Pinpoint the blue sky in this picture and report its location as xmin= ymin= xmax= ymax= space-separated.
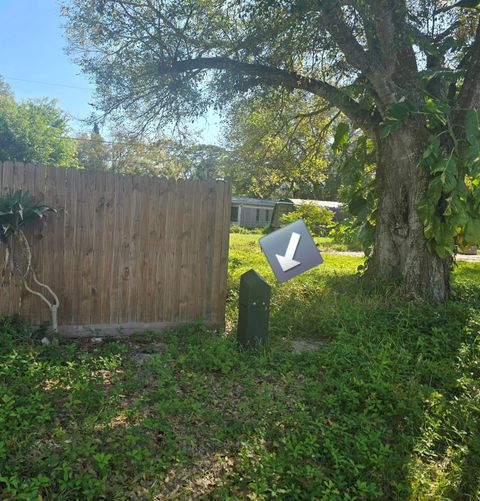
xmin=0 ymin=0 xmax=220 ymax=143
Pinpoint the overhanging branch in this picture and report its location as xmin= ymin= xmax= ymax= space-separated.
xmin=158 ymin=57 xmax=380 ymax=135
xmin=318 ymin=3 xmax=399 ymax=106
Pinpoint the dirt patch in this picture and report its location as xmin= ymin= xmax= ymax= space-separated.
xmin=131 ymin=342 xmax=168 ymax=365
xmin=291 ymin=339 xmax=325 ymax=353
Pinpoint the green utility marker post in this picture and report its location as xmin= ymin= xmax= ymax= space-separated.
xmin=237 ymin=269 xmax=271 ymax=348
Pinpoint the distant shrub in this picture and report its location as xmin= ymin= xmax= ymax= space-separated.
xmin=280 ymin=202 xmax=333 ymax=237
xmin=330 ymin=220 xmax=362 ymax=250
xmin=230 ymin=225 xmax=249 ymax=234
xmin=230 ymin=225 xmax=266 ymax=235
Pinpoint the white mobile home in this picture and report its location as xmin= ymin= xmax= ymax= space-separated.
xmin=231 ymin=197 xmax=276 ymax=229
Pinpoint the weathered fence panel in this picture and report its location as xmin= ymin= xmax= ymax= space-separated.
xmin=0 ymin=161 xmax=231 ymax=335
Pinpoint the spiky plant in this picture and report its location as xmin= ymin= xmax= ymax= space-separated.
xmin=0 ymin=190 xmax=59 ymax=333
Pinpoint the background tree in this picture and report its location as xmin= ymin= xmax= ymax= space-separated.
xmin=63 ymin=0 xmax=480 ymax=299
xmin=225 ymin=91 xmax=341 ymax=200
xmin=0 ymin=76 xmax=13 ymax=98
xmin=76 ymin=126 xmax=111 ymax=170
xmin=280 ymin=202 xmax=334 ymax=237
xmin=181 ymin=143 xmax=228 ymax=181
xmin=111 ymin=132 xmax=228 ymax=179
xmin=110 ymin=132 xmax=186 ymax=177
xmin=77 ymin=127 xmax=227 ymax=179
xmin=0 ymin=87 xmax=78 ymax=167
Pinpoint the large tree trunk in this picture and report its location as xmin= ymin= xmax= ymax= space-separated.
xmin=367 ymin=124 xmax=451 ymax=300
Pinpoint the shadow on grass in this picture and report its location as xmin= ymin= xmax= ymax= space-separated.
xmin=261 ymin=274 xmax=480 ymax=498
xmin=269 ymin=272 xmax=402 ymax=341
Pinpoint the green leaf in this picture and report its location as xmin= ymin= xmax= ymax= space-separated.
xmin=332 ymin=122 xmax=350 ymax=153
xmin=464 ymin=218 xmax=480 ymax=245
xmin=423 ymin=135 xmax=441 ymax=160
xmin=0 ymin=190 xmax=56 ymax=238
xmin=465 ymin=109 xmax=480 ymax=146
xmin=417 ymin=199 xmax=435 ymax=222
xmin=441 ymin=159 xmax=458 ymax=192
xmin=380 ymin=101 xmax=416 ymax=137
xmin=358 ymin=221 xmax=375 ymax=255
xmin=422 ymin=98 xmax=449 ymax=126
xmin=348 ymin=193 xmax=368 ymax=218
xmin=427 ymin=176 xmax=443 ymax=202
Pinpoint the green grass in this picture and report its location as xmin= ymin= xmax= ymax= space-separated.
xmin=227 ymin=234 xmax=365 ymax=339
xmin=0 ymin=235 xmax=479 ymax=499
xmin=230 ymin=232 xmax=361 ymax=252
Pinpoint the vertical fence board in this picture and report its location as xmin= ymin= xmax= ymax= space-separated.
xmin=139 ymin=176 xmax=154 ymax=322
xmin=196 ymin=183 xmax=209 ymax=319
xmin=179 ymin=181 xmax=193 ymax=321
xmin=31 ymin=164 xmax=49 ymax=322
xmin=0 ymin=162 xmax=6 ymax=314
xmin=34 ymin=164 xmax=57 ymax=324
xmin=163 ymin=180 xmax=177 ymax=322
xmin=203 ymin=183 xmax=217 ymax=320
xmin=62 ymin=167 xmax=77 ymax=323
xmin=217 ymin=183 xmax=232 ymax=323
xmin=129 ymin=176 xmax=143 ymax=322
xmin=210 ymin=182 xmax=228 ymax=323
xmin=102 ymin=171 xmax=115 ymax=324
xmin=51 ymin=166 xmax=66 ymax=323
xmin=90 ymin=170 xmax=105 ymax=324
xmin=82 ymin=172 xmax=96 ymax=324
xmin=0 ymin=162 xmax=16 ymax=315
xmin=189 ymin=182 xmax=202 ymax=319
xmin=173 ymin=181 xmax=185 ymax=322
xmin=0 ymin=162 xmax=230 ymax=331
xmin=154 ymin=180 xmax=169 ymax=322
xmin=116 ymin=175 xmax=130 ymax=323
xmin=110 ymin=174 xmax=122 ymax=323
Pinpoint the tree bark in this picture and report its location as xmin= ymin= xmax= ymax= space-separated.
xmin=367 ymin=123 xmax=451 ymax=300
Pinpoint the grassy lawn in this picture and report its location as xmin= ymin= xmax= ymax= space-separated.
xmin=1 ymin=234 xmax=480 ymax=499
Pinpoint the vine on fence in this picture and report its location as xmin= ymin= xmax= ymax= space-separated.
xmin=0 ymin=190 xmax=59 ymax=332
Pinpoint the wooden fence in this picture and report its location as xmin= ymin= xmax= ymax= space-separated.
xmin=0 ymin=162 xmax=231 ymax=335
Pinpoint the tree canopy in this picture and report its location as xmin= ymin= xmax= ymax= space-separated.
xmin=0 ymin=89 xmax=78 ymax=168
xmin=76 ymin=130 xmax=111 ymax=170
xmin=63 ymin=1 xmax=478 ymax=133
xmin=224 ymin=91 xmax=340 ymax=199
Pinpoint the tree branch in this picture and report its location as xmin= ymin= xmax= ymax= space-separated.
xmin=435 ymin=21 xmax=462 ymax=42
xmin=368 ymin=0 xmax=421 ymax=102
xmin=157 ymin=57 xmax=380 ymax=135
xmin=435 ymin=1 xmax=480 ymax=14
xmin=318 ymin=6 xmax=373 ymax=74
xmin=457 ymin=21 xmax=480 ymax=112
xmin=318 ymin=3 xmax=401 ymax=107
xmin=331 ymin=0 xmax=423 ymax=108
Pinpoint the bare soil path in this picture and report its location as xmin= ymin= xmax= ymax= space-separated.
xmin=322 ymin=251 xmax=480 ymax=263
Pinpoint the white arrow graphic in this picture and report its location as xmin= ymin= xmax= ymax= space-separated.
xmin=276 ymin=232 xmax=301 ymax=272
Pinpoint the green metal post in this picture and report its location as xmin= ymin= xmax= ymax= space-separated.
xmin=237 ymin=269 xmax=271 ymax=347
